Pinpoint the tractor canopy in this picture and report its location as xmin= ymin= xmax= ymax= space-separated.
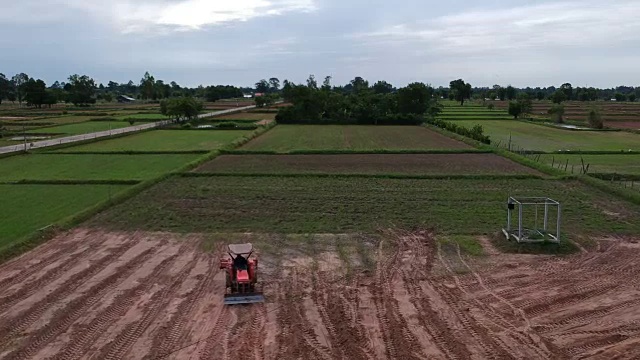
xmin=228 ymin=243 xmax=253 ymax=257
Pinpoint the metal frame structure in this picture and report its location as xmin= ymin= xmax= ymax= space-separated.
xmin=502 ymin=197 xmax=561 ymax=243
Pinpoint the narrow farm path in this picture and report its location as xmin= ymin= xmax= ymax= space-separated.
xmin=0 ymin=105 xmax=256 ymax=155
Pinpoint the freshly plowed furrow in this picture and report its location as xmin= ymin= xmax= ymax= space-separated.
xmin=1 ymin=247 xmax=158 ymax=360
xmin=0 ymin=238 xmax=140 ymax=346
xmin=95 ymin=249 xmax=197 ymax=360
xmin=144 ymin=256 xmax=214 ymax=360
xmin=50 ymin=252 xmax=182 ymax=360
xmin=0 ymin=244 xmax=97 ymax=313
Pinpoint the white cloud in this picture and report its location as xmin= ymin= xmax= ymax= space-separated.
xmin=352 ymin=1 xmax=640 ymax=55
xmin=1 ymin=0 xmax=316 ymax=33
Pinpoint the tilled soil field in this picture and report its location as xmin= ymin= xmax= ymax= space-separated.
xmin=2 ymin=229 xmax=640 ymax=359
xmin=607 ymin=121 xmax=640 ymax=130
xmin=194 ymin=154 xmax=544 ymax=175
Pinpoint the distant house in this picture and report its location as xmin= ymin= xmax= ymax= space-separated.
xmin=254 ymin=93 xmax=265 ymax=97
xmin=117 ymin=95 xmax=136 ymax=103
xmin=243 ymin=94 xmax=253 ymax=98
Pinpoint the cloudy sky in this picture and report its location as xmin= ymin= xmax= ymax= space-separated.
xmin=2 ymin=0 xmax=639 ymax=88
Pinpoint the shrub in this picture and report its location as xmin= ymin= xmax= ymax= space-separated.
xmin=508 ymin=101 xmax=522 ymax=119
xmin=425 ymin=118 xmax=491 ymax=144
xmin=487 ymin=103 xmax=495 ymax=111
xmin=587 ymin=107 xmax=604 ymax=129
xmin=548 ymin=104 xmax=565 ymax=123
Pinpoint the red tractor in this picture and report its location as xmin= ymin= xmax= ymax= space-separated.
xmin=219 ymin=243 xmax=265 ymax=305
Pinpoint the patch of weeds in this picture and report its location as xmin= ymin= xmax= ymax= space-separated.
xmin=335 ymin=237 xmax=352 ymax=279
xmin=440 ymin=235 xmax=486 ymax=256
xmin=355 ymin=234 xmax=377 ymax=273
xmin=490 ymin=232 xmax=579 ymax=255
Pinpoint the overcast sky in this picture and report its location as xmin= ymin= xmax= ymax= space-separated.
xmin=2 ymin=0 xmax=639 ymax=88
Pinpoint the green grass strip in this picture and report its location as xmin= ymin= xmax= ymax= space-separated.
xmin=589 ymin=173 xmax=640 ymax=181
xmin=0 ymin=120 xmax=278 ymax=264
xmin=45 ymin=150 xmax=209 ymax=155
xmin=0 ymin=179 xmax=140 ymax=185
xmin=575 ymin=175 xmax=640 ymax=206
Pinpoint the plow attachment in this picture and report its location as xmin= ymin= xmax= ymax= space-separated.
xmin=224 ymin=293 xmax=266 ymax=305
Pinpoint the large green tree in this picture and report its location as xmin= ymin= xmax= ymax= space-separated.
xmin=255 ymin=79 xmax=269 ymax=93
xmin=67 ymin=74 xmax=96 ymax=106
xmin=398 ymin=82 xmax=435 ymax=115
xmin=11 ymin=73 xmax=29 ymax=106
xmin=560 ymin=83 xmax=573 ymax=101
xmin=268 ymin=78 xmax=280 ymax=93
xmin=449 ymin=79 xmax=472 ymax=106
xmin=160 ymin=97 xmax=203 ymax=122
xmin=0 ymin=73 xmax=10 ymax=104
xmin=23 ymin=78 xmax=47 ymax=108
xmin=373 ymin=80 xmax=393 ymax=94
xmin=140 ymin=71 xmax=155 ymax=100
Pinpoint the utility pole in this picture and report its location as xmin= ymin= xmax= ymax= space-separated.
xmin=23 ymin=125 xmax=27 ymax=152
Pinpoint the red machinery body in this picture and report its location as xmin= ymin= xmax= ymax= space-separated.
xmin=219 ymin=243 xmax=265 ymax=305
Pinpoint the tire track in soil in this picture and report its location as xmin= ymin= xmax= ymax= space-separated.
xmin=1 ymin=245 xmax=160 ymax=360
xmin=275 ymin=268 xmax=332 ymax=360
xmin=227 ymin=305 xmax=266 ymax=360
xmin=0 ymin=229 xmax=94 ymax=284
xmin=0 ymin=237 xmax=141 ymax=348
xmin=447 ymin=243 xmax=556 ymax=359
xmin=48 ymin=250 xmax=183 ymax=360
xmin=0 ymin=244 xmax=98 ymax=313
xmin=197 ymin=307 xmax=232 ymax=360
xmin=311 ymin=273 xmax=373 ymax=360
xmin=399 ymin=233 xmax=476 ymax=359
xmin=144 ymin=255 xmax=214 ymax=360
xmin=94 ymin=246 xmax=198 ymax=360
xmin=370 ymin=238 xmax=425 ymax=360
xmin=534 ymin=299 xmax=640 ymax=332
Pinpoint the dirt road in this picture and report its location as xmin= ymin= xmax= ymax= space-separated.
xmin=0 ymin=105 xmax=257 ymax=155
xmin=1 ymin=229 xmax=640 ymax=359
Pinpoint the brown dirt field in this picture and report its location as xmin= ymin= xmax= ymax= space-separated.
xmin=2 ymin=229 xmax=640 ymax=359
xmin=607 ymin=122 xmax=640 ymax=130
xmin=194 ymin=154 xmax=544 ymax=176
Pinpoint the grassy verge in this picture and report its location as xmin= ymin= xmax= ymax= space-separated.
xmin=489 ymin=232 xmax=579 ymax=255
xmin=88 ymin=176 xmax=640 ymax=238
xmin=439 ymin=235 xmax=486 ymax=256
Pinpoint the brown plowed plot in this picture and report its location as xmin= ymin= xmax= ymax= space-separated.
xmin=608 ymin=122 xmax=640 ymax=130
xmin=194 ymin=154 xmax=544 ymax=175
xmin=4 ymin=229 xmax=640 ymax=359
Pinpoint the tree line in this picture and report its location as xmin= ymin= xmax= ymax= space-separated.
xmin=465 ymin=83 xmax=639 ymax=103
xmin=0 ymin=71 xmax=247 ymax=107
xmin=272 ymin=75 xmax=443 ymax=125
